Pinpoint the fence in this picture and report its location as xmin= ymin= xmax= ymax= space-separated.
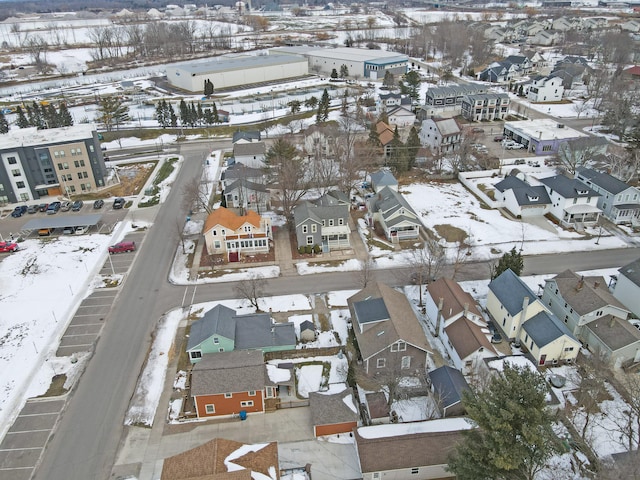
xmin=264 ymin=346 xmax=342 ymax=361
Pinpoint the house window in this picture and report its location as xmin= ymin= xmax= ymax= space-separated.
xmin=329 ymin=219 xmax=334 ymax=226
xmin=213 ymin=337 xmax=219 ymax=344
xmin=530 ymin=340 xmax=534 ymax=349
xmin=11 ymin=169 xmax=21 ymax=177
xmin=564 ymin=346 xmax=574 ymax=352
xmin=240 ymin=400 xmax=254 ymax=407
xmin=401 ymin=356 xmax=411 ymax=369
xmin=377 ymin=358 xmax=386 ymax=368
xmin=224 ymin=393 xmax=233 ymax=398
xmin=205 ymin=404 xmax=215 ymax=414
xmin=391 ymin=341 xmax=407 ymax=352
xmin=411 ymin=467 xmax=419 ymax=474
xmin=302 ymin=225 xmax=308 ymax=234
xmin=214 ymin=241 xmax=221 ymax=249
xmin=306 ymin=236 xmax=313 ymax=245
xmin=7 ymin=157 xmax=17 ymax=164
xmin=190 ymin=351 xmax=202 ymax=360
xmin=16 ymin=181 xmax=25 ymax=188
xmin=311 ymin=224 xmax=317 ymax=233
xmin=338 ymin=218 xmax=344 ymax=226
xmin=249 ymin=390 xmax=256 ymax=396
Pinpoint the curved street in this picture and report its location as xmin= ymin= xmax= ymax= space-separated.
xmin=32 ymin=140 xmax=640 ymax=480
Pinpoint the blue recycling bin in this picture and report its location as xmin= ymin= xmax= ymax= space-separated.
xmin=239 ymin=410 xmax=247 ymax=421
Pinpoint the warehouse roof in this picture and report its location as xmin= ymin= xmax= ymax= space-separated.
xmin=171 ymin=53 xmax=306 ymax=75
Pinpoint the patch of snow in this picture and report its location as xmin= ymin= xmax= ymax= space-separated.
xmin=358 ymin=417 xmax=474 ymax=439
xmin=296 ymin=364 xmax=324 ymax=398
xmin=266 ymin=364 xmax=291 ymax=384
xmin=342 ymin=393 xmax=358 ymax=414
xmin=296 ymin=259 xmax=362 ymax=275
xmin=327 ymin=290 xmax=358 ymax=307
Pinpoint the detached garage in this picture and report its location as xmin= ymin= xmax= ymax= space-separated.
xmin=166 ymin=54 xmax=309 ymax=92
xmin=309 ymin=388 xmax=359 ymax=437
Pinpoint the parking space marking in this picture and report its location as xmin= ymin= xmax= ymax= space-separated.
xmin=76 ymin=304 xmax=113 ymax=309
xmin=3 ymin=429 xmax=51 ymax=435
xmin=0 ymin=447 xmax=43 ymax=452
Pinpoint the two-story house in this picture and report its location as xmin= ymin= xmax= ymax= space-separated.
xmin=539 ymin=174 xmax=601 ymax=228
xmin=460 ymin=93 xmax=510 ymax=122
xmin=487 ymin=269 xmax=580 ymax=366
xmin=494 ymin=175 xmax=551 ymax=218
xmin=186 ymin=304 xmax=296 ymax=363
xmin=543 ymin=270 xmax=640 ymax=365
xmin=203 ymin=207 xmax=272 ymax=262
xmin=527 ymin=75 xmax=564 ymax=102
xmin=348 ymin=282 xmax=432 ymax=378
xmin=367 ymin=186 xmax=422 ymax=242
xmin=419 ymin=118 xmax=461 ymax=154
xmin=232 ymin=141 xmax=266 ymax=168
xmin=613 ymin=257 xmax=640 ymax=318
xmin=575 ymin=167 xmax=640 ymax=225
xmin=293 ymin=190 xmax=351 ymax=252
xmin=425 ymin=278 xmax=497 ymax=373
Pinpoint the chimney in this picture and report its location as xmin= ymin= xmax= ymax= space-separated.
xmin=594 ymin=281 xmax=600 ymax=289
xmin=577 ymin=276 xmax=584 ymax=291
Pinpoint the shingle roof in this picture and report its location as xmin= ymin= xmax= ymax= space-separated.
xmin=233 ymin=141 xmax=266 ymax=156
xmin=160 ymin=437 xmax=278 ymax=480
xmin=488 ymin=269 xmax=538 ymax=316
xmin=539 ymin=175 xmax=600 ymax=199
xmin=293 ymin=194 xmax=349 ymax=228
xmin=232 ymin=130 xmax=261 ymax=144
xmin=225 ymin=178 xmax=268 ymax=194
xmin=586 ymin=316 xmax=640 ymax=352
xmin=522 ymin=311 xmax=577 ymax=347
xmin=370 ymin=186 xmax=420 ymax=226
xmin=191 ymin=350 xmax=267 ymax=396
xmin=549 ymin=269 xmax=628 ymax=316
xmin=433 ymin=118 xmax=460 ymax=136
xmin=428 ymin=366 xmax=470 ymax=409
xmin=234 ymin=314 xmax=296 ymax=350
xmin=576 ymin=167 xmax=632 ymax=195
xmin=353 ymin=297 xmax=390 ymax=325
xmin=187 ymin=305 xmax=237 ymax=351
xmin=309 ymin=389 xmax=358 ymax=426
xmin=221 ymin=162 xmax=264 ymax=182
xmin=203 ymin=207 xmax=262 ymax=234
xmin=427 ymin=278 xmax=482 ymax=321
xmin=348 ymin=283 xmax=431 ymax=360
xmin=618 ymin=257 xmax=640 ymax=287
xmin=444 ymin=317 xmax=496 ymax=360
xmin=370 ymin=170 xmax=398 ymax=190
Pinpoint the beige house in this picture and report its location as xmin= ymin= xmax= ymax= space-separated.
xmin=203 ymin=207 xmax=272 ymax=262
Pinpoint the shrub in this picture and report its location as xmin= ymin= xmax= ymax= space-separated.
xmin=313 ymin=244 xmax=321 ymax=254
xmin=298 ymin=246 xmax=305 ymax=254
xmin=305 ymin=245 xmax=312 ymax=254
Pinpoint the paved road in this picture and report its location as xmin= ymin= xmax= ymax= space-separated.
xmin=31 ymin=140 xmax=640 ymax=480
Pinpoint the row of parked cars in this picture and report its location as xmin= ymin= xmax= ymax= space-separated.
xmin=10 ymin=198 xmax=126 ymax=218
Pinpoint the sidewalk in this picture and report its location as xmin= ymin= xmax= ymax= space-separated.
xmin=274 ymin=225 xmax=297 ymax=276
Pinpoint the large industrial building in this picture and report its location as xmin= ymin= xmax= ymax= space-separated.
xmin=0 ymin=124 xmax=107 ymax=204
xmin=273 ymin=46 xmax=409 ymax=79
xmin=166 ymin=54 xmax=309 ymax=92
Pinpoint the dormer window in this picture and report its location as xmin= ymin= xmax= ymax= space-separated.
xmin=577 ymin=189 xmax=588 ymax=195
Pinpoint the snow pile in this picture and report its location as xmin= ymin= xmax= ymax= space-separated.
xmin=296 ymin=258 xmax=362 ymax=275
xmin=358 ymin=417 xmax=474 ymax=439
xmin=266 ymin=364 xmax=291 ymax=384
xmin=296 ymin=365 xmax=324 ymax=398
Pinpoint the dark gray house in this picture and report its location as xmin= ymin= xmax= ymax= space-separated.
xmin=293 ymin=190 xmax=351 ymax=252
xmin=575 ymin=167 xmax=640 ymax=225
xmin=370 ymin=169 xmax=398 ymax=193
xmin=428 ymin=366 xmax=470 ymax=417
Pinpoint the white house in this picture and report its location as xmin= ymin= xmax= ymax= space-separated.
xmin=232 ymin=141 xmax=266 ymax=168
xmin=527 ymin=75 xmax=564 ymax=102
xmin=539 ymin=175 xmax=600 ymax=228
xmin=494 ymin=175 xmax=551 ymax=219
xmin=419 ymin=118 xmax=461 ymax=154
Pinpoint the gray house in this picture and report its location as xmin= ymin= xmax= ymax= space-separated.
xmin=232 ymin=141 xmax=266 ymax=168
xmin=575 ymin=167 xmax=640 ymax=225
xmin=293 ymin=190 xmax=351 ymax=252
xmin=370 ymin=169 xmax=398 ymax=193
xmin=186 ymin=304 xmax=296 ymax=363
xmin=368 ymin=186 xmax=422 ymax=242
xmin=224 ymin=178 xmax=269 ymax=214
xmin=220 ymin=162 xmax=265 ymax=190
xmin=428 ymin=366 xmax=470 ymax=417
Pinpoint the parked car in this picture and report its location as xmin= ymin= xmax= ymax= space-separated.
xmin=71 ymin=200 xmax=84 ymax=212
xmin=74 ymin=226 xmax=89 ymax=235
xmin=46 ymin=201 xmax=61 ymax=214
xmin=93 ymin=199 xmax=104 ymax=209
xmin=108 ymin=241 xmax=136 ymax=254
xmin=27 ymin=205 xmax=38 ymax=214
xmin=60 ymin=201 xmax=72 ymax=212
xmin=38 ymin=203 xmax=49 ymax=212
xmin=0 ymin=241 xmax=19 ymax=253
xmin=494 ymin=135 xmax=504 ymax=142
xmin=471 ymin=127 xmax=485 ymax=134
xmin=514 ymin=159 xmax=526 ymax=165
xmin=11 ymin=206 xmax=28 ymax=217
xmin=62 ymin=226 xmax=74 ymax=234
xmin=38 ymin=228 xmax=53 ymax=236
xmin=112 ymin=197 xmax=125 ymax=209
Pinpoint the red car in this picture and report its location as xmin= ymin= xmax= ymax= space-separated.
xmin=108 ymin=241 xmax=136 ymax=254
xmin=0 ymin=241 xmax=19 ymax=253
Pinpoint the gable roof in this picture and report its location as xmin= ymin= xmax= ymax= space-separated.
xmin=376 ymin=121 xmax=393 ymax=135
xmin=309 ymin=389 xmax=358 ymax=427
xmin=293 ymin=193 xmax=349 ymax=228
xmin=191 ymin=350 xmax=268 ymax=396
xmin=585 ymin=316 xmax=640 ymax=352
xmin=203 ymin=207 xmax=262 ymax=234
xmin=235 ymin=314 xmax=296 ymax=350
xmin=522 ymin=310 xmax=577 ymax=347
xmin=488 ymin=269 xmax=538 ymax=316
xmin=576 ymin=167 xmax=632 ymax=195
xmin=428 ymin=366 xmax=471 ymax=409
xmin=160 ymin=437 xmax=278 ymax=480
xmin=221 ymin=162 xmax=264 ymax=182
xmin=370 ymin=186 xmax=420 ymax=227
xmin=539 ymin=175 xmax=600 ymax=199
xmin=348 ymin=282 xmax=431 ymax=360
xmin=225 ymin=178 xmax=268 ymax=194
xmin=233 ymin=141 xmax=266 ymax=157
xmin=444 ymin=317 xmax=496 ymax=360
xmin=370 ymin=170 xmax=398 ymax=189
xmin=433 ymin=118 xmax=460 ymax=136
xmin=618 ymin=257 xmax=640 ymax=287
xmin=549 ymin=269 xmax=628 ymax=316
xmin=187 ymin=305 xmax=237 ymax=350
xmin=427 ymin=278 xmax=482 ymax=320
xmin=232 ymin=130 xmax=261 ymax=144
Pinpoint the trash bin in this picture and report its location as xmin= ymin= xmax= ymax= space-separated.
xmin=239 ymin=410 xmax=247 ymax=421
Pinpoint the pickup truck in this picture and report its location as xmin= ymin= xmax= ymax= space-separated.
xmin=108 ymin=241 xmax=136 ymax=254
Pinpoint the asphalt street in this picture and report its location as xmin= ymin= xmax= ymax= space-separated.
xmin=30 ymin=140 xmax=640 ymax=480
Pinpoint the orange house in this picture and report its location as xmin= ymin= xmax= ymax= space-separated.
xmin=190 ymin=350 xmax=276 ymax=418
xmin=309 ymin=388 xmax=359 ymax=437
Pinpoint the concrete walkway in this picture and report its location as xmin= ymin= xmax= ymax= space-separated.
xmin=274 ymin=225 xmax=297 ymax=276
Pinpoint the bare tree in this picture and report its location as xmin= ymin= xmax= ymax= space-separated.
xmin=357 ymin=258 xmax=376 ymax=288
xmin=409 ymin=238 xmax=445 ymax=306
xmin=181 ymin=173 xmax=213 ymax=214
xmin=607 ymin=373 xmax=640 ymax=452
xmin=555 ymin=137 xmax=605 ymax=175
xmin=451 ymin=239 xmax=471 ymax=280
xmin=234 ymin=273 xmax=267 ymax=311
xmin=175 ymin=217 xmax=189 ymax=254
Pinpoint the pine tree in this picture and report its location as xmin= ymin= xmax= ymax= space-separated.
xmin=156 ymin=100 xmax=167 ymax=128
xmin=15 ymin=106 xmax=29 ymax=128
xmin=339 ymin=64 xmax=349 ymax=78
xmin=211 ymin=102 xmax=219 ymax=123
xmin=58 ymin=102 xmax=73 ymax=127
xmin=44 ymin=104 xmax=57 ymax=128
xmin=405 ymin=126 xmax=421 ymax=170
xmin=368 ymin=121 xmax=380 ymax=146
xmin=316 ymin=88 xmax=330 ymax=123
xmin=447 ymin=364 xmax=561 ymax=480
xmin=383 ymin=70 xmax=395 ymax=89
xmin=0 ymin=111 xmax=8 ymax=134
xmin=388 ymin=125 xmax=407 ymax=174
xmin=403 ymin=70 xmax=421 ymax=101
xmin=97 ymin=96 xmax=130 ymax=132
xmin=330 ymin=68 xmax=338 ymax=79
xmin=197 ymin=102 xmax=204 ymax=126
xmin=28 ymin=102 xmax=45 ymax=129
xmin=179 ymin=99 xmax=189 ymax=126
xmin=491 ymin=247 xmax=524 ymax=280
xmin=305 ymin=96 xmax=318 ymax=110
xmin=204 ymin=79 xmax=214 ymax=97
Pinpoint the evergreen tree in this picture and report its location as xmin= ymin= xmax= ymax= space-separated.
xmin=28 ymin=102 xmax=45 ymax=129
xmin=316 ymin=88 xmax=330 ymax=123
xmin=447 ymin=364 xmax=561 ymax=480
xmin=15 ymin=106 xmax=30 ymax=128
xmin=44 ymin=104 xmax=58 ymax=128
xmin=179 ymin=99 xmax=189 ymax=126
xmin=58 ymin=102 xmax=73 ymax=127
xmin=0 ymin=111 xmax=8 ymax=133
xmin=330 ymin=68 xmax=338 ymax=79
xmin=388 ymin=125 xmax=407 ymax=174
xmin=403 ymin=70 xmax=421 ymax=101
xmin=170 ymin=106 xmax=178 ymax=128
xmin=211 ymin=102 xmax=219 ymax=123
xmin=197 ymin=102 xmax=204 ymax=126
xmin=368 ymin=121 xmax=381 ymax=146
xmin=491 ymin=247 xmax=524 ymax=280
xmin=189 ymin=102 xmax=198 ymax=127
xmin=204 ymin=79 xmax=214 ymax=97
xmin=97 ymin=96 xmax=130 ymax=132
xmin=305 ymin=96 xmax=318 ymax=110
xmin=378 ymin=110 xmax=389 ymax=124
xmin=339 ymin=64 xmax=349 ymax=78
xmin=156 ymin=100 xmax=169 ymax=128
xmin=405 ymin=126 xmax=421 ymax=170
xmin=287 ymin=100 xmax=301 ymax=115
xmin=383 ymin=70 xmax=395 ymax=89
